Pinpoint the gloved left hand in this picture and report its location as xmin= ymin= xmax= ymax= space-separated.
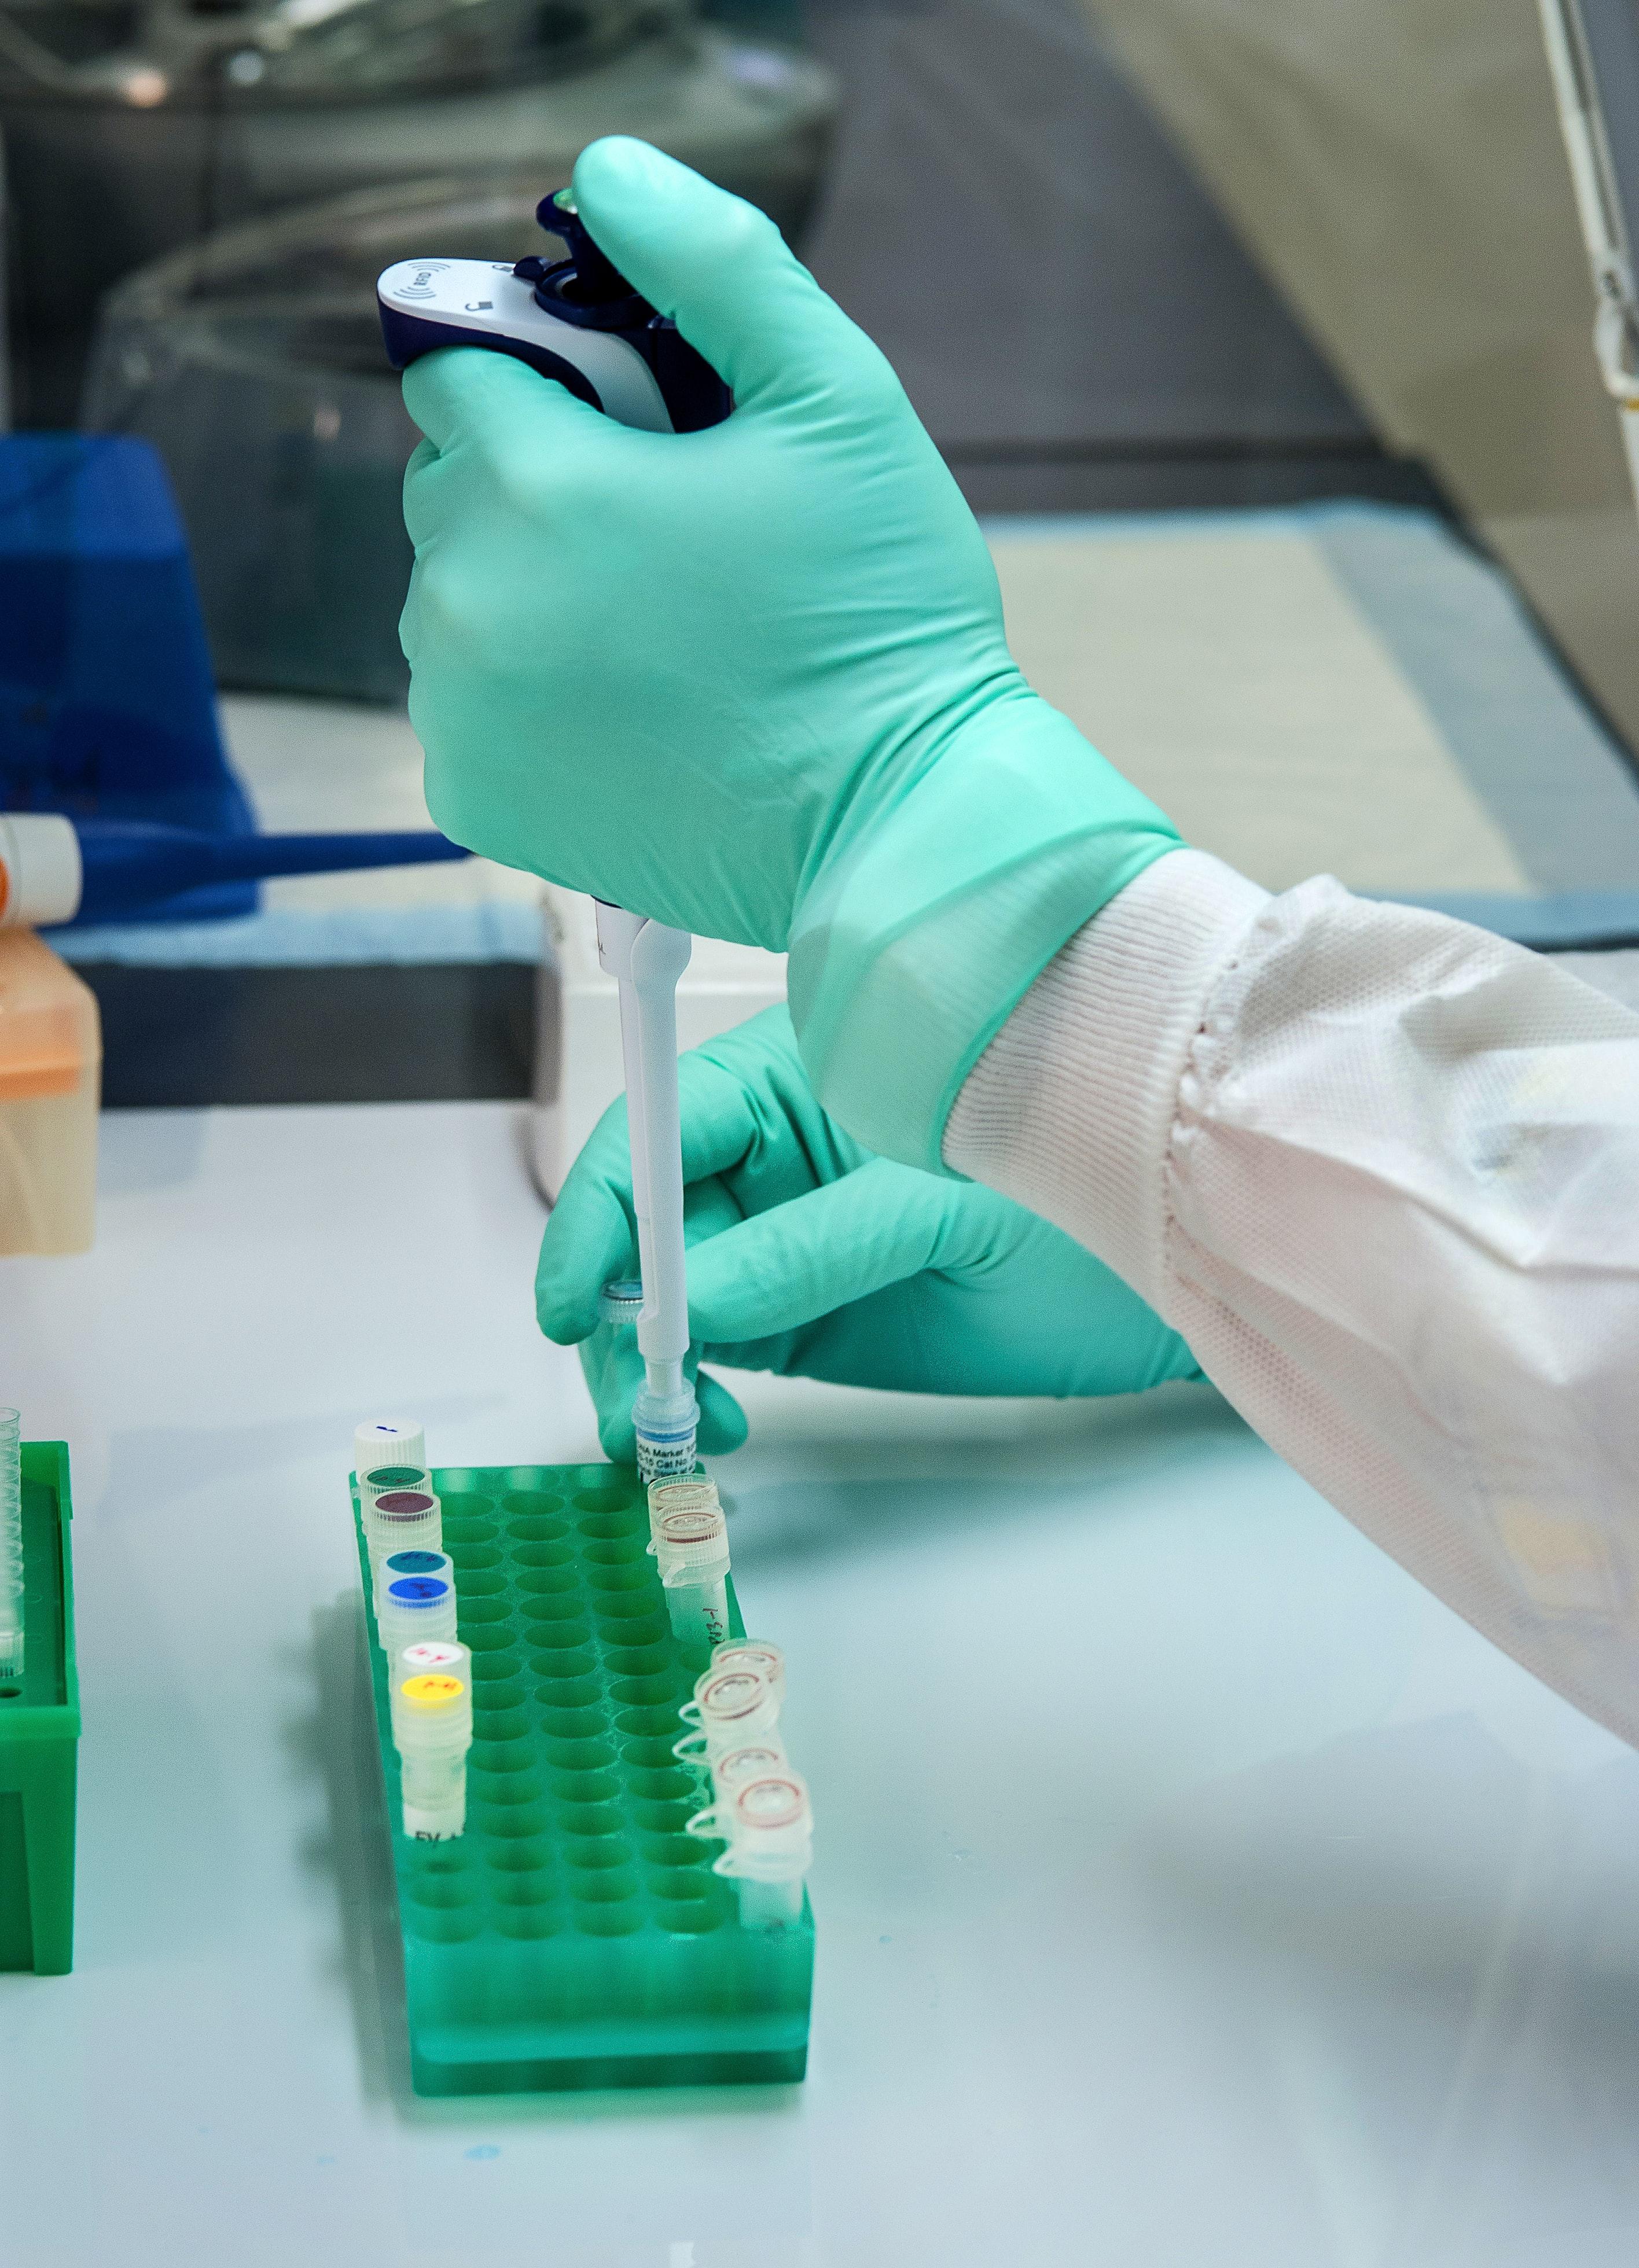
xmin=537 ymin=1006 xmax=1199 ymax=1461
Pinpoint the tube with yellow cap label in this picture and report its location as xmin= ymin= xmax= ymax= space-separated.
xmin=391 ymin=1640 xmax=473 ymax=1840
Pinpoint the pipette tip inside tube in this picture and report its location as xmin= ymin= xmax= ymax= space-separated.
xmin=633 ymin=1385 xmax=700 ymax=1485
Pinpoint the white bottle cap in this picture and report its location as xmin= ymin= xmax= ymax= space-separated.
xmin=0 ymin=815 xmax=80 ymax=927
xmin=354 ymin=1419 xmax=427 ymax=1480
xmin=392 ymin=1650 xmax=473 ymax=1751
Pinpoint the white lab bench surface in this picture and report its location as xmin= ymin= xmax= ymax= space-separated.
xmin=2 ymin=1100 xmax=1637 ymax=2268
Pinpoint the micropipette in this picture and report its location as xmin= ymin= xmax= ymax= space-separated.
xmin=380 ymin=201 xmax=730 ymax=1494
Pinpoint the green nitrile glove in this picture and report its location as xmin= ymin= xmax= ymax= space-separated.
xmin=537 ymin=1007 xmax=1200 ymax=1461
xmin=401 ymin=137 xmax=1181 ymax=1171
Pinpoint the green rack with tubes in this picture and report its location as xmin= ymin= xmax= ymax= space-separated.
xmin=354 ymin=1461 xmax=814 ymax=2096
xmin=0 ymin=1441 xmax=80 ymax=1976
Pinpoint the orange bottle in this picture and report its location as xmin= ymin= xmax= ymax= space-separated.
xmin=0 ymin=929 xmax=100 ymax=1254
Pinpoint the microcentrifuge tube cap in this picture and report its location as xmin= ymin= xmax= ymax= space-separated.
xmin=693 ymin=1665 xmax=778 ymax=1734
xmin=355 ymin=1418 xmax=427 ymax=1476
xmin=655 ymin=1505 xmax=729 ymax=1580
xmin=722 ymin=1772 xmax=813 ymax=1878
xmin=599 ymin=1277 xmax=645 ymax=1327
xmin=711 ymin=1637 xmax=785 ymax=1701
xmin=648 ymin=1478 xmax=719 ymax=1518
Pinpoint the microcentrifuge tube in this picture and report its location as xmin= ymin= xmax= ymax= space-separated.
xmin=673 ymin=1662 xmax=780 ymax=1767
xmin=710 ymin=1637 xmax=785 ymax=1704
xmin=653 ymin=1503 xmax=730 ymax=1653
xmin=714 ymin=1771 xmax=814 ymax=1930
xmin=683 ymin=1736 xmax=791 ymax=1850
xmin=377 ymin=1572 xmax=459 ymax=1659
xmin=363 ymin=1487 xmax=442 ymax=1570
xmin=645 ymin=1475 xmax=719 ymax=1555
xmin=391 ymin=1645 xmax=473 ymax=1840
xmin=0 ymin=1408 xmax=20 ymax=1679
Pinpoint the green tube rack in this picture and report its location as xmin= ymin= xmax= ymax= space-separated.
xmin=0 ymin=1442 xmax=80 ymax=1976
xmin=353 ymin=1462 xmax=814 ymax=2096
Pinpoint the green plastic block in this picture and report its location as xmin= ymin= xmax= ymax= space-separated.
xmin=353 ymin=1463 xmax=814 ymax=2096
xmin=0 ymin=1443 xmax=80 ymax=1976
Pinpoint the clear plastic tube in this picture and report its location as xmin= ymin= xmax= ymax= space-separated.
xmin=683 ymin=1735 xmax=791 ymax=1847
xmin=654 ymin=1503 xmax=731 ymax=1652
xmin=711 ymin=1772 xmax=814 ymax=1929
xmin=0 ymin=1408 xmax=20 ymax=1679
xmin=672 ymin=1662 xmax=780 ymax=1766
xmin=375 ymin=1547 xmax=454 ymax=1618
xmin=391 ymin=1645 xmax=473 ymax=1840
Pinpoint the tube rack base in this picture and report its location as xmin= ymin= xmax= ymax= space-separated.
xmin=0 ymin=1443 xmax=79 ymax=1976
xmin=353 ymin=1462 xmax=814 ymax=2096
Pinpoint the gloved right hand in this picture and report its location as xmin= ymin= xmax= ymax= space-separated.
xmin=400 ymin=137 xmax=1182 ymax=1176
xmin=536 ymin=1007 xmax=1200 ymax=1463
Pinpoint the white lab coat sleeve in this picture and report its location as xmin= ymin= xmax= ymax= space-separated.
xmin=943 ymin=846 xmax=1639 ymax=1746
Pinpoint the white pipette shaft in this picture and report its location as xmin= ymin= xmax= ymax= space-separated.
xmin=594 ymin=902 xmax=693 ymax=1398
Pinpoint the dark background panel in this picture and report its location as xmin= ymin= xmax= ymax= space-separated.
xmin=80 ymin=963 xmax=537 ymax=1108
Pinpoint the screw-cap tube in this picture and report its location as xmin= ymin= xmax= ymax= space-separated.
xmin=654 ymin=1502 xmax=730 ymax=1652
xmin=378 ymin=1573 xmax=459 ymax=1659
xmin=363 ymin=1489 xmax=442 ymax=1570
xmin=392 ymin=1649 xmax=473 ymax=1839
xmin=672 ymin=1662 xmax=781 ymax=1766
xmin=354 ymin=1418 xmax=427 ymax=1479
xmin=376 ymin=1547 xmax=454 ymax=1617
